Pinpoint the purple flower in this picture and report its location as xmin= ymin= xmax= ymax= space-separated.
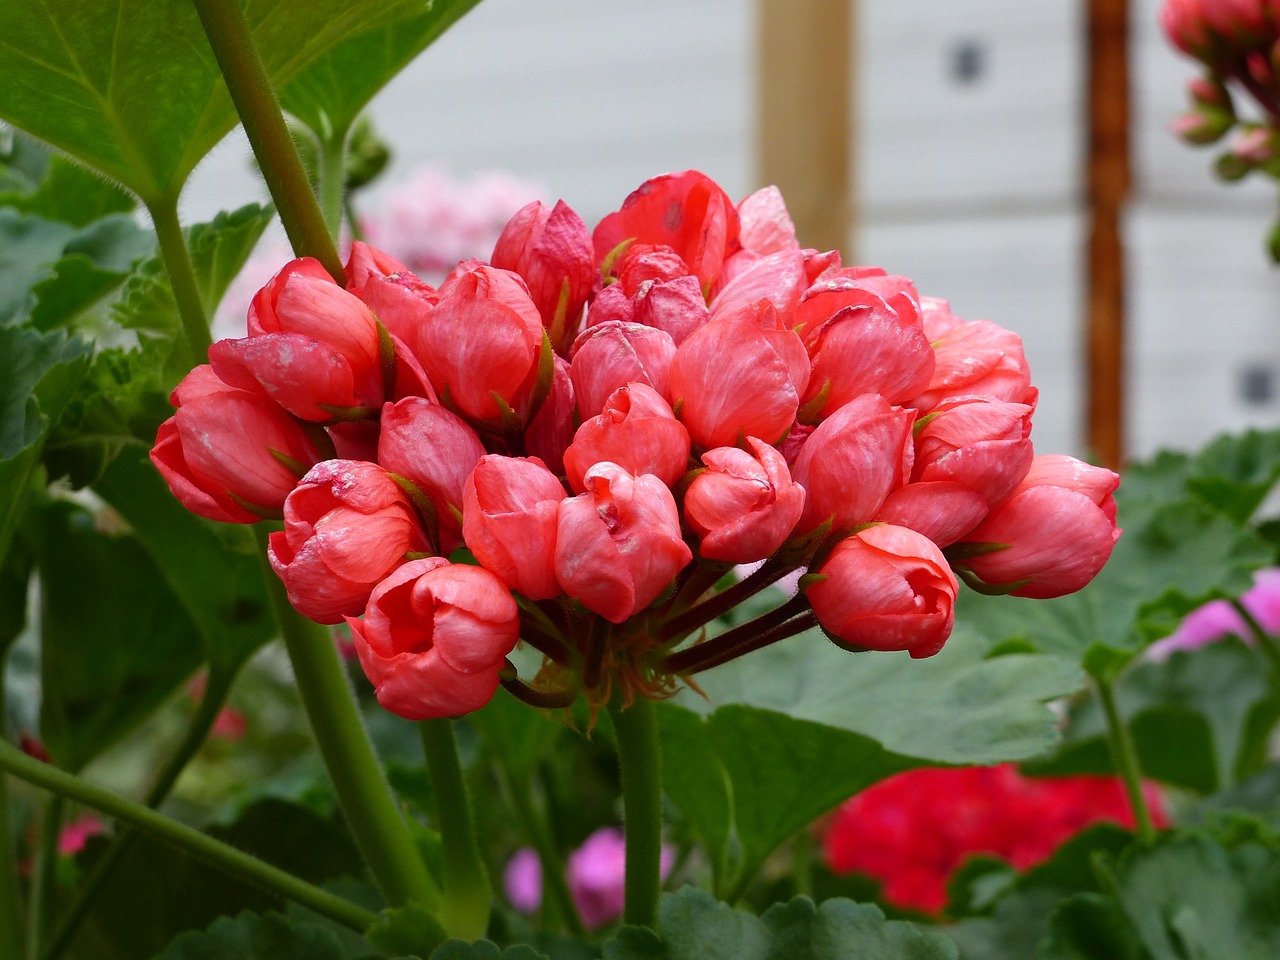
xmin=1148 ymin=567 xmax=1280 ymax=661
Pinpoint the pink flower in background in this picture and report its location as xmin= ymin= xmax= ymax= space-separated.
xmin=503 ymin=827 xmax=675 ymax=929
xmin=1148 ymin=567 xmax=1280 ymax=660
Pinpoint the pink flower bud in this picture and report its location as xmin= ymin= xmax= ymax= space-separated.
xmin=684 ymin=437 xmax=806 ymax=563
xmin=570 ymin=321 xmax=677 ymax=419
xmin=555 ymin=462 xmax=692 ymax=622
xmin=878 ymin=481 xmax=990 ymax=548
xmin=796 ymin=283 xmax=935 ymax=418
xmin=347 ymin=557 xmax=519 ymax=719
xmin=668 ymin=300 xmax=810 ymax=450
xmin=616 ymin=244 xmax=690 ymax=290
xmin=209 ymin=334 xmax=364 ymax=422
xmin=378 ymin=398 xmax=486 ymax=554
xmin=593 ymin=170 xmax=740 ymax=289
xmin=269 ymin=460 xmax=429 ymax=623
xmin=563 ymin=383 xmax=691 ymax=492
xmin=708 ymin=249 xmax=808 ymax=325
xmin=954 ymin=455 xmax=1121 ymax=599
xmin=491 ymin=200 xmax=595 ymax=354
xmin=912 ymin=396 xmax=1035 ymax=507
xmin=150 ymin=365 xmax=325 ymax=523
xmin=345 ymin=241 xmax=440 ymax=350
xmin=566 ymin=827 xmax=676 ymax=930
xmin=525 ymin=354 xmax=577 ymax=475
xmin=463 ymin=455 xmax=567 ymax=599
xmin=792 ymin=393 xmax=914 ymax=534
xmin=248 ymin=258 xmax=385 ymax=407
xmin=909 ymin=317 xmax=1036 ymax=413
xmin=413 ymin=264 xmax=545 ymax=422
xmin=631 ymin=275 xmax=709 ymax=346
xmin=736 ymin=185 xmax=800 ymax=255
xmin=807 ymin=524 xmax=958 ymax=659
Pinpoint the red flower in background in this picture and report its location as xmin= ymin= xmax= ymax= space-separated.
xmin=823 ymin=764 xmax=1167 ymax=913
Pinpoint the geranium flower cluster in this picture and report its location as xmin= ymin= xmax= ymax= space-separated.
xmin=823 ymin=765 xmax=1167 ymax=914
xmin=151 ymin=170 xmax=1120 ymax=719
xmin=1162 ymin=0 xmax=1280 ymax=177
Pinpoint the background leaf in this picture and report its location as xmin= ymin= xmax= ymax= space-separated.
xmin=152 ymin=911 xmax=346 ymax=960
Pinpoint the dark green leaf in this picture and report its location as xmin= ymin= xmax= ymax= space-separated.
xmin=26 ymin=497 xmax=204 ymax=770
xmin=603 ymin=888 xmax=957 ymax=960
xmin=153 ymin=911 xmax=345 ymax=960
xmin=280 ymin=1 xmax=482 ymax=141
xmin=365 ymin=902 xmax=449 ymax=959
xmin=655 ymin=702 xmax=731 ymax=877
xmin=469 ymin=687 xmax=566 ymax=777
xmin=0 ymin=0 xmax=435 ymax=202
xmin=1038 ymin=892 xmax=1147 ymax=960
xmin=1190 ymin=761 xmax=1280 ymax=829
xmin=216 ymin=797 xmax=366 ymax=887
xmin=429 ymin=939 xmax=550 ymax=960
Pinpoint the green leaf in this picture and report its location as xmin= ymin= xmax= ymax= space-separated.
xmin=0 ymin=135 xmax=134 ymax=225
xmin=279 ymin=1 xmax=482 ymax=142
xmin=0 ymin=208 xmax=77 ymax=323
xmin=1114 ymin=832 xmax=1280 ymax=960
xmin=429 ymin=940 xmax=550 ymax=960
xmin=1027 ymin=639 xmax=1279 ymax=793
xmin=91 ymin=447 xmax=275 ymax=685
xmin=1184 ymin=428 xmax=1280 ymax=524
xmin=0 ymin=324 xmax=90 ymax=561
xmin=1038 ymin=893 xmax=1147 ymax=960
xmin=365 ymin=902 xmax=449 ymax=958
xmin=1191 ymin=761 xmax=1280 ymax=829
xmin=603 ymin=888 xmax=957 ymax=960
xmin=154 ymin=911 xmax=346 ymax=960
xmin=655 ymin=702 xmax=732 ymax=878
xmin=26 ymin=496 xmax=204 ymax=771
xmin=0 ymin=0 xmax=435 ymax=203
xmin=469 ymin=687 xmax=566 ymax=778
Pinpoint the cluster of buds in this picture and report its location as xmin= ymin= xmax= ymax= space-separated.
xmin=151 ymin=170 xmax=1120 ymax=720
xmin=1162 ymin=1 xmax=1280 ymax=201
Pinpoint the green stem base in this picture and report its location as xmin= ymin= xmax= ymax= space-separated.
xmin=607 ymin=696 xmax=663 ymax=930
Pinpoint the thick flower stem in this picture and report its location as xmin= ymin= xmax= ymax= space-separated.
xmin=191 ymin=0 xmax=346 ymax=283
xmin=42 ymin=671 xmax=237 ymax=960
xmin=657 ymin=561 xmax=796 ymax=645
xmin=148 ymin=196 xmax=211 ymax=367
xmin=1095 ymin=676 xmax=1156 ymax=844
xmin=419 ymin=720 xmax=491 ymax=941
xmin=0 ymin=740 xmax=377 ymax=932
xmin=607 ymin=695 xmax=663 ymax=930
xmin=254 ymin=529 xmax=440 ymax=911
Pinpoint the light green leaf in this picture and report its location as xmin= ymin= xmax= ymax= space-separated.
xmin=604 ymin=889 xmax=957 ymax=960
xmin=0 ymin=139 xmax=134 ymax=225
xmin=0 ymin=0 xmax=431 ymax=203
xmin=280 ymin=1 xmax=483 ymax=142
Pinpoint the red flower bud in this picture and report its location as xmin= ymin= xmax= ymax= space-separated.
xmin=570 ymin=320 xmax=676 ymax=419
xmin=563 ymin=383 xmax=691 ymax=493
xmin=463 ymin=455 xmax=567 ymax=600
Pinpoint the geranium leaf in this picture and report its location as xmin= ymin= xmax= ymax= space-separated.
xmin=0 ymin=0 xmax=430 ymax=203
xmin=153 ymin=911 xmax=345 ymax=960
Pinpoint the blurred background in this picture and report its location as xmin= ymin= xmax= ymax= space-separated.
xmin=184 ymin=0 xmax=1280 ymax=463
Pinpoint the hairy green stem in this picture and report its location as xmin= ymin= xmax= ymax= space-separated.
xmin=500 ymin=767 xmax=585 ymax=937
xmin=254 ymin=529 xmax=439 ymax=909
xmin=1095 ymin=676 xmax=1156 ymax=844
xmin=0 ymin=740 xmax=376 ymax=932
xmin=192 ymin=0 xmax=346 ymax=283
xmin=148 ymin=197 xmax=210 ymax=367
xmin=607 ymin=696 xmax=663 ymax=929
xmin=42 ymin=670 xmax=237 ymax=960
xmin=419 ymin=720 xmax=491 ymax=940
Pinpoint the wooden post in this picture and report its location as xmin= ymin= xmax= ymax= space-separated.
xmin=757 ymin=0 xmax=854 ymax=254
xmin=1085 ymin=0 xmax=1130 ymax=469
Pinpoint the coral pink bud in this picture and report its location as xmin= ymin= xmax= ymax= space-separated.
xmin=563 ymin=383 xmax=691 ymax=492
xmin=570 ymin=321 xmax=677 ymax=419
xmin=491 ymin=200 xmax=595 ymax=354
xmin=736 ymin=185 xmax=800 ymax=255
xmin=796 ymin=284 xmax=935 ymax=418
xmin=584 ymin=282 xmax=637 ymax=329
xmin=555 ymin=462 xmax=692 ymax=622
xmin=953 ymin=455 xmax=1121 ymax=599
xmin=807 ymin=524 xmax=958 ymax=659
xmin=792 ymin=393 xmax=914 ymax=534
xmin=345 ymin=241 xmax=440 ymax=349
xmin=684 ymin=437 xmax=806 ymax=563
xmin=348 ymin=557 xmax=519 ymax=719
xmin=524 ymin=354 xmax=577 ymax=475
xmin=709 ymin=249 xmax=808 ymax=325
xmin=912 ymin=397 xmax=1034 ymax=506
xmin=909 ymin=317 xmax=1036 ymax=413
xmin=248 ymin=258 xmax=385 ymax=407
xmin=414 ymin=265 xmax=544 ymax=422
xmin=616 ymin=244 xmax=691 ymax=290
xmin=463 ymin=455 xmax=567 ymax=600
xmin=209 ymin=335 xmax=364 ymax=422
xmin=668 ymin=300 xmax=809 ymax=450
xmin=378 ymin=398 xmax=486 ymax=554
xmin=631 ymin=275 xmax=709 ymax=346
xmin=269 ymin=460 xmax=429 ymax=623
xmin=150 ymin=365 xmax=325 ymax=523
xmin=878 ymin=481 xmax=990 ymax=548
xmin=593 ymin=170 xmax=740 ymax=288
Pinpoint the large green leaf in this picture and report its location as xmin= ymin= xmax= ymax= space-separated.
xmin=280 ymin=0 xmax=482 ymax=142
xmin=1027 ymin=639 xmax=1280 ymax=794
xmin=153 ymin=911 xmax=346 ymax=960
xmin=604 ymin=889 xmax=957 ymax=960
xmin=0 ymin=1 xmax=431 ymax=203
xmin=26 ymin=497 xmax=204 ymax=771
xmin=0 ymin=135 xmax=134 ymax=225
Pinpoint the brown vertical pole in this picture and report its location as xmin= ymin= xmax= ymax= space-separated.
xmin=1085 ymin=0 xmax=1131 ymax=469
xmin=757 ymin=0 xmax=854 ymax=254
